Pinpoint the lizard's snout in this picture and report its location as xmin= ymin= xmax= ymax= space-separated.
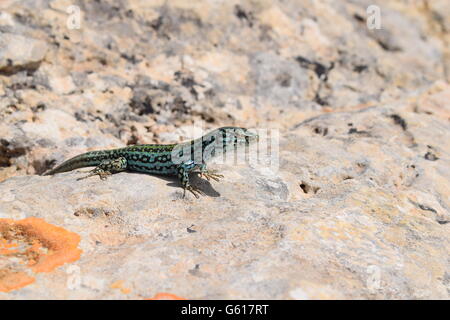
xmin=239 ymin=128 xmax=259 ymax=143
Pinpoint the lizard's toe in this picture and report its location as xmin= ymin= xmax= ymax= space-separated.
xmin=200 ymin=170 xmax=223 ymax=182
xmin=205 ymin=173 xmax=223 ymax=182
xmin=186 ymin=185 xmax=204 ymax=198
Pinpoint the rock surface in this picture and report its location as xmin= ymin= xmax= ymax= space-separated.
xmin=0 ymin=0 xmax=449 ymax=299
xmin=0 ymin=33 xmax=48 ymax=75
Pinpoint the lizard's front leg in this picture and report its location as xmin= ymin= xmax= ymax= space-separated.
xmin=77 ymin=157 xmax=127 ymax=181
xmin=195 ymin=163 xmax=224 ymax=182
xmin=178 ymin=161 xmax=204 ymax=198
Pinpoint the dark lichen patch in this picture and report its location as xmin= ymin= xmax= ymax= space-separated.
xmin=0 ymin=139 xmax=28 ymax=168
xmin=174 ymin=70 xmax=202 ymax=99
xmin=73 ymin=207 xmax=118 ymax=218
xmin=234 ymin=5 xmax=254 ymax=27
xmin=353 ymin=65 xmax=368 ymax=73
xmin=31 ymin=103 xmax=46 ymax=113
xmin=0 ymin=61 xmax=42 ymax=76
xmin=149 ymin=16 xmax=163 ymax=31
xmin=276 ymin=72 xmax=292 ymax=87
xmin=424 ymin=152 xmax=439 ymax=161
xmin=295 ymin=56 xmax=334 ymax=81
xmin=120 ymin=53 xmax=139 ymax=64
xmin=299 ymin=182 xmax=320 ymax=194
xmin=74 ymin=111 xmax=87 ymax=122
xmin=375 ymin=37 xmax=402 ymax=52
xmin=348 ymin=127 xmax=370 ymax=135
xmin=406 ymin=164 xmax=419 ymax=178
xmin=389 ymin=114 xmax=407 ymax=130
xmin=408 ymin=199 xmax=448 ymax=224
xmin=188 ymin=264 xmax=207 ymax=278
xmin=74 ymin=110 xmax=104 ymax=123
xmin=130 ymin=92 xmax=155 ymax=116
xmin=313 ymin=93 xmax=329 ymax=106
xmin=187 ymin=225 xmax=197 ymax=233
xmin=313 ymin=126 xmax=328 ymax=136
xmin=417 ymin=204 xmax=437 ymax=214
xmin=295 ymin=56 xmax=334 ymax=106
xmin=33 ymin=158 xmax=57 ymax=175
xmin=353 ymin=13 xmax=365 ymax=23
xmin=354 ymin=162 xmax=369 ymax=175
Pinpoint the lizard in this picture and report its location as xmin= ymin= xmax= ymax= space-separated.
xmin=43 ymin=127 xmax=258 ymax=198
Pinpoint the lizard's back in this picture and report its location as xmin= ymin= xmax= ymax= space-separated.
xmin=44 ymin=144 xmax=179 ymax=176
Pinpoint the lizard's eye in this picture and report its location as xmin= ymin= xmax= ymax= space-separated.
xmin=233 ymin=129 xmax=245 ymax=138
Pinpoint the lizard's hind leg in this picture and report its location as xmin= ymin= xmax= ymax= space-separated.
xmin=77 ymin=157 xmax=127 ymax=181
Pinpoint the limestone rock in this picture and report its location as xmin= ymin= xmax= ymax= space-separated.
xmin=0 ymin=33 xmax=48 ymax=75
xmin=0 ymin=84 xmax=449 ymax=299
xmin=0 ymin=0 xmax=449 ymax=300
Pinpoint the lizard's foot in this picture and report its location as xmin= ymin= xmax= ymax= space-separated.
xmin=200 ymin=170 xmax=224 ymax=182
xmin=98 ymin=171 xmax=111 ymax=180
xmin=183 ymin=185 xmax=205 ymax=199
xmin=77 ymin=169 xmax=111 ymax=181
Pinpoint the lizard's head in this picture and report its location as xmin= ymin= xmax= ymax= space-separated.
xmin=218 ymin=127 xmax=258 ymax=146
xmin=195 ymin=127 xmax=258 ymax=162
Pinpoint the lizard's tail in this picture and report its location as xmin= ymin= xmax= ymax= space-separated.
xmin=43 ymin=150 xmax=115 ymax=176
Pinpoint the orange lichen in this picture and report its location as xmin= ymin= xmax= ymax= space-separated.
xmin=0 ymin=238 xmax=19 ymax=255
xmin=146 ymin=292 xmax=187 ymax=300
xmin=0 ymin=269 xmax=35 ymax=293
xmin=0 ymin=217 xmax=82 ymax=292
xmin=110 ymin=280 xmax=132 ymax=294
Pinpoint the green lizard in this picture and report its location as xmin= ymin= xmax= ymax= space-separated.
xmin=43 ymin=127 xmax=258 ymax=198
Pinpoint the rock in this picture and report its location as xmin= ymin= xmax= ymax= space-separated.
xmin=0 ymin=33 xmax=48 ymax=75
xmin=35 ymin=65 xmax=76 ymax=95
xmin=0 ymin=12 xmax=15 ymax=27
xmin=0 ymin=85 xmax=449 ymax=299
xmin=0 ymin=0 xmax=449 ymax=299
